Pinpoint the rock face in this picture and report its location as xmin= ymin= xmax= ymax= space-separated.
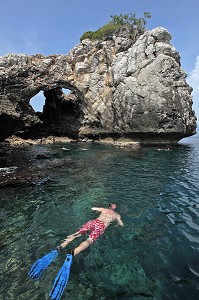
xmin=0 ymin=27 xmax=197 ymax=143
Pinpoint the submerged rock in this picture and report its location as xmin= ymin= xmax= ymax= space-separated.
xmin=0 ymin=143 xmax=76 ymax=188
xmin=0 ymin=168 xmax=45 ymax=187
xmin=84 ymin=247 xmax=154 ymax=297
xmin=0 ymin=27 xmax=197 ymax=144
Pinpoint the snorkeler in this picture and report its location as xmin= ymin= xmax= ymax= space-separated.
xmin=57 ymin=203 xmax=124 ymax=256
xmin=29 ymin=203 xmax=124 ymax=299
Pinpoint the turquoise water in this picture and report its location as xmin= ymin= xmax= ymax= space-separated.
xmin=0 ymin=141 xmax=199 ymax=299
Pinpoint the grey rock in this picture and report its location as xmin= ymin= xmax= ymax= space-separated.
xmin=0 ymin=27 xmax=197 ymax=144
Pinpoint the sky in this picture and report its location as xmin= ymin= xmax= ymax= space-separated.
xmin=0 ymin=0 xmax=198 ymax=133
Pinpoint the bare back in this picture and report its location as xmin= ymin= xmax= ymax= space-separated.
xmin=96 ymin=208 xmax=123 ymax=227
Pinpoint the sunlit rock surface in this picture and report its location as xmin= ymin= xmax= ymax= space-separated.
xmin=0 ymin=27 xmax=196 ymax=144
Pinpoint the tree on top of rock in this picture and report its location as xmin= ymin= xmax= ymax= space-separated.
xmin=80 ymin=12 xmax=151 ymax=42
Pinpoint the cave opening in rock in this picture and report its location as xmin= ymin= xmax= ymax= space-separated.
xmin=28 ymin=86 xmax=84 ymax=139
xmin=42 ymin=87 xmax=84 ymax=139
xmin=30 ymin=91 xmax=45 ymax=112
xmin=62 ymin=88 xmax=71 ymax=95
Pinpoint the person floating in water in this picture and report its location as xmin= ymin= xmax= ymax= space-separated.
xmin=57 ymin=203 xmax=124 ymax=256
xmin=28 ymin=203 xmax=124 ymax=299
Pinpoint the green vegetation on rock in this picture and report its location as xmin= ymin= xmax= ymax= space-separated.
xmin=80 ymin=12 xmax=151 ymax=42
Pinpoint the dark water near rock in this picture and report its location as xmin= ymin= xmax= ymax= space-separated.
xmin=0 ymin=140 xmax=199 ymax=300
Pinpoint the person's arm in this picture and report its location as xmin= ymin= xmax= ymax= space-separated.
xmin=117 ymin=214 xmax=124 ymax=226
xmin=91 ymin=207 xmax=104 ymax=212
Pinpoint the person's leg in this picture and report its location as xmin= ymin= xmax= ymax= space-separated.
xmin=58 ymin=220 xmax=95 ymax=251
xmin=72 ymin=220 xmax=106 ymax=256
xmin=58 ymin=231 xmax=82 ymax=249
xmin=73 ymin=238 xmax=93 ymax=256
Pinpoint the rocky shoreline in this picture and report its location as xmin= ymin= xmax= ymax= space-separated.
xmin=0 ymin=24 xmax=197 ymax=190
xmin=0 ymin=131 xmax=185 ymax=189
xmin=2 ymin=132 xmax=182 ymax=149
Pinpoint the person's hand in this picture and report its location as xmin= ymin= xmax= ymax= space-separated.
xmin=91 ymin=207 xmax=98 ymax=211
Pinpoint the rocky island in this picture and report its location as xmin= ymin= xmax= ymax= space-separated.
xmin=0 ymin=25 xmax=197 ymax=146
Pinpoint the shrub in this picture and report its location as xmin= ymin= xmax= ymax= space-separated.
xmin=80 ymin=12 xmax=151 ymax=42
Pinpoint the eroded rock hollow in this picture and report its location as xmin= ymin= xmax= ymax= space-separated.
xmin=0 ymin=27 xmax=197 ymax=144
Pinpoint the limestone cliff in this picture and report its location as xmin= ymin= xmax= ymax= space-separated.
xmin=0 ymin=27 xmax=197 ymax=143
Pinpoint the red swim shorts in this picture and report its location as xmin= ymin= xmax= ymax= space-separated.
xmin=79 ymin=219 xmax=106 ymax=241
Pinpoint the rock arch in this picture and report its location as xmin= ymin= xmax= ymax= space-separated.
xmin=0 ymin=27 xmax=197 ymax=143
xmin=17 ymin=78 xmax=86 ymax=139
xmin=42 ymin=86 xmax=84 ymax=139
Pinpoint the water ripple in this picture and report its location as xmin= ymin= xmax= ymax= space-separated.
xmin=1 ymin=142 xmax=199 ymax=299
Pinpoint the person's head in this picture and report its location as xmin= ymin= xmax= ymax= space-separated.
xmin=109 ymin=203 xmax=117 ymax=210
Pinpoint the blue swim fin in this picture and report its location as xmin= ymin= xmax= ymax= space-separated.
xmin=49 ymin=254 xmax=73 ymax=300
xmin=28 ymin=250 xmax=59 ymax=280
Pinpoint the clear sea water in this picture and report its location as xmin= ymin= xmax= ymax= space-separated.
xmin=0 ymin=139 xmax=199 ymax=300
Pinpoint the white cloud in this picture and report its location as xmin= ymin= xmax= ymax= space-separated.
xmin=187 ymin=56 xmax=199 ymax=93
xmin=187 ymin=55 xmax=199 ymax=124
